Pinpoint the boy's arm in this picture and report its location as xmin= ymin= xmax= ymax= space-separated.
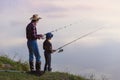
xmin=43 ymin=40 xmax=57 ymax=53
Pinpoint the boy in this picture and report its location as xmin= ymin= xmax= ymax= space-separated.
xmin=43 ymin=33 xmax=56 ymax=72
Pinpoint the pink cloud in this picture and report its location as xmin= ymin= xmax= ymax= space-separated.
xmin=71 ymin=4 xmax=94 ymax=11
xmin=46 ymin=13 xmax=67 ymax=18
xmin=38 ymin=4 xmax=68 ymax=13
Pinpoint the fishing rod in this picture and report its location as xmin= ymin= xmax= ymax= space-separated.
xmin=55 ymin=26 xmax=105 ymax=53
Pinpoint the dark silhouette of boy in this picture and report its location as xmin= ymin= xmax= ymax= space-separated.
xmin=43 ymin=33 xmax=56 ymax=72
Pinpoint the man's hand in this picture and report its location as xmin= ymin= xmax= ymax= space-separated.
xmin=38 ymin=34 xmax=44 ymax=39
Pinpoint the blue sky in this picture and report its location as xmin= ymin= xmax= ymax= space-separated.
xmin=0 ymin=0 xmax=120 ymax=80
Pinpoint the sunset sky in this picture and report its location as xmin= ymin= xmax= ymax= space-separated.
xmin=0 ymin=0 xmax=120 ymax=47
xmin=0 ymin=0 xmax=120 ymax=80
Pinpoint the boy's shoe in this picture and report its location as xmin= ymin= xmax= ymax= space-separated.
xmin=48 ymin=68 xmax=52 ymax=72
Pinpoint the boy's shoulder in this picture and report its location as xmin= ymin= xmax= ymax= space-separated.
xmin=44 ymin=39 xmax=48 ymax=43
xmin=43 ymin=40 xmax=51 ymax=44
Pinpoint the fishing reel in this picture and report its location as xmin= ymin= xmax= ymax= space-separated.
xmin=58 ymin=49 xmax=64 ymax=53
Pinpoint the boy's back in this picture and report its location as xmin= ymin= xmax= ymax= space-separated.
xmin=43 ymin=39 xmax=52 ymax=53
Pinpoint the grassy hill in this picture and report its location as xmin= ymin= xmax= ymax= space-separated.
xmin=0 ymin=71 xmax=87 ymax=80
xmin=0 ymin=56 xmax=88 ymax=80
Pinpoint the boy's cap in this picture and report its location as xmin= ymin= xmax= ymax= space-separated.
xmin=46 ymin=32 xmax=53 ymax=39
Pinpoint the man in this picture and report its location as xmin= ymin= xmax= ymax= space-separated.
xmin=26 ymin=14 xmax=43 ymax=72
xmin=43 ymin=33 xmax=56 ymax=72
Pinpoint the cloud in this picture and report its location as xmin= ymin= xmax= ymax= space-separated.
xmin=45 ymin=14 xmax=67 ymax=18
xmin=0 ymin=0 xmax=71 ymax=18
xmin=38 ymin=5 xmax=68 ymax=13
xmin=1 ymin=0 xmax=119 ymax=20
xmin=71 ymin=5 xmax=93 ymax=11
xmin=0 ymin=38 xmax=25 ymax=47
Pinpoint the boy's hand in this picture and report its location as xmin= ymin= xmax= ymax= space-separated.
xmin=58 ymin=49 xmax=63 ymax=53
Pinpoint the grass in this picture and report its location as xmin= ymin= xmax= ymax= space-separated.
xmin=0 ymin=55 xmax=88 ymax=80
xmin=0 ymin=55 xmax=29 ymax=71
xmin=0 ymin=72 xmax=87 ymax=80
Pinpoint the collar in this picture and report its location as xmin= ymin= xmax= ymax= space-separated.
xmin=32 ymin=22 xmax=37 ymax=27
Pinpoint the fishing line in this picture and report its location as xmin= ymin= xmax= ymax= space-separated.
xmin=43 ymin=20 xmax=82 ymax=36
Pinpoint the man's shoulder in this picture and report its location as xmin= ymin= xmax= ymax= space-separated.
xmin=27 ymin=22 xmax=32 ymax=26
xmin=26 ymin=22 xmax=35 ymax=29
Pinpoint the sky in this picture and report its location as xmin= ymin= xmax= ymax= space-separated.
xmin=0 ymin=0 xmax=120 ymax=80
